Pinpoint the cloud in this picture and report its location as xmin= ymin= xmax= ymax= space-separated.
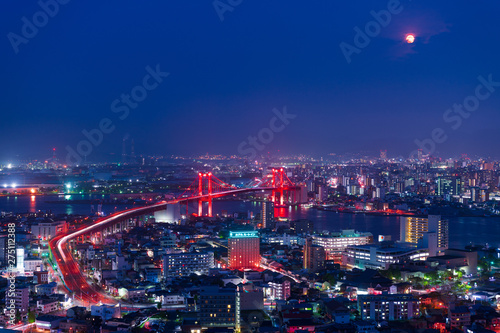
xmin=381 ymin=9 xmax=451 ymax=58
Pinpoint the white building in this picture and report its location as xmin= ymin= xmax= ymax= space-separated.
xmin=163 ymin=252 xmax=214 ymax=277
xmin=154 ymin=203 xmax=181 ymax=223
xmin=261 ymin=234 xmax=303 ymax=246
xmin=24 ymin=257 xmax=43 ymax=273
xmin=112 ymin=255 xmax=130 ymax=271
xmin=37 ymin=299 xmax=59 ymax=314
xmin=31 ymin=221 xmax=66 ymax=240
xmin=157 ymin=294 xmax=185 ymax=308
xmin=313 ymin=230 xmax=373 ymax=262
xmin=118 ymin=287 xmax=145 ymax=301
xmin=265 ymin=279 xmax=291 ymax=300
xmin=16 ymin=247 xmax=25 ymax=274
xmin=343 ymin=242 xmax=428 ymax=270
xmin=91 ymin=304 xmax=121 ymax=320
xmin=35 ymin=282 xmax=57 ymax=296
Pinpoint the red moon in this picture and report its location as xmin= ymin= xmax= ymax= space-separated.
xmin=405 ymin=34 xmax=415 ymax=43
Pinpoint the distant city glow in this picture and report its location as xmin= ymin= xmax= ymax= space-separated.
xmin=327 ymin=177 xmax=338 ymax=188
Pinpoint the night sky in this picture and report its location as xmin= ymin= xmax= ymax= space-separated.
xmin=2 ymin=1 xmax=500 ymax=162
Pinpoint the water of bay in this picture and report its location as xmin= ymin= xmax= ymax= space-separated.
xmin=1 ymin=195 xmax=498 ymax=249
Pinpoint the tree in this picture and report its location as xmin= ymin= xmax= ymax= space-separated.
xmin=381 ymin=267 xmax=401 ymax=281
xmin=424 ymin=271 xmax=439 ymax=283
xmin=322 ymin=273 xmax=336 ymax=286
xmin=15 ymin=310 xmax=22 ymax=324
xmin=28 ymin=311 xmax=36 ymax=323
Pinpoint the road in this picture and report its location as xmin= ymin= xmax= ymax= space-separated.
xmin=49 ymin=201 xmax=175 ymax=305
xmin=49 ymin=187 xmax=282 ymax=307
xmin=260 ymin=262 xmax=301 ymax=283
xmin=7 ymin=323 xmax=36 ymax=332
xmin=48 ymin=188 xmax=274 ymax=307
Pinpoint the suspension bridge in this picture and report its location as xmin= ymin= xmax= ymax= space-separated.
xmin=48 ymin=168 xmax=302 ymax=303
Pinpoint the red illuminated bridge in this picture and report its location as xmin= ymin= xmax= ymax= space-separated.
xmin=49 ymin=169 xmax=302 ymax=303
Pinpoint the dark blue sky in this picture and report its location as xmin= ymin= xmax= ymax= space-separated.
xmin=2 ymin=1 xmax=500 ymax=162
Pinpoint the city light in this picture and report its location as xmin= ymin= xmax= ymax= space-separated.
xmin=1 ymin=3 xmax=497 ymax=331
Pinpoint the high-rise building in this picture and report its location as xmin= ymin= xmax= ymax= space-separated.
xmin=375 ymin=187 xmax=386 ymax=199
xmin=470 ymin=187 xmax=481 ymax=202
xmin=303 ymin=238 xmax=325 ymax=272
xmin=199 ymin=286 xmax=238 ymax=329
xmin=436 ymin=176 xmax=461 ymax=196
xmin=400 ymin=215 xmax=449 ymax=255
xmin=480 ymin=188 xmax=489 ymax=202
xmin=394 ymin=181 xmax=405 ymax=194
xmin=238 ymin=284 xmax=263 ymax=311
xmin=16 ymin=247 xmax=25 ymax=274
xmin=317 ymin=185 xmax=328 ymax=202
xmin=261 ymin=201 xmax=274 ymax=229
xmin=228 ymin=231 xmax=260 ymax=270
xmin=5 ymin=285 xmax=29 ymax=316
xmin=312 ymin=230 xmax=373 ymax=263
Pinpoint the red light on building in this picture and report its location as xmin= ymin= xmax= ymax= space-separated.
xmin=228 ymin=231 xmax=260 ymax=270
xmin=432 ymin=322 xmax=446 ymax=333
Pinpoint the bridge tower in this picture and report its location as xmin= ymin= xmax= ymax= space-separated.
xmin=271 ymin=168 xmax=289 ymax=206
xmin=197 ymin=172 xmax=214 ymax=217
